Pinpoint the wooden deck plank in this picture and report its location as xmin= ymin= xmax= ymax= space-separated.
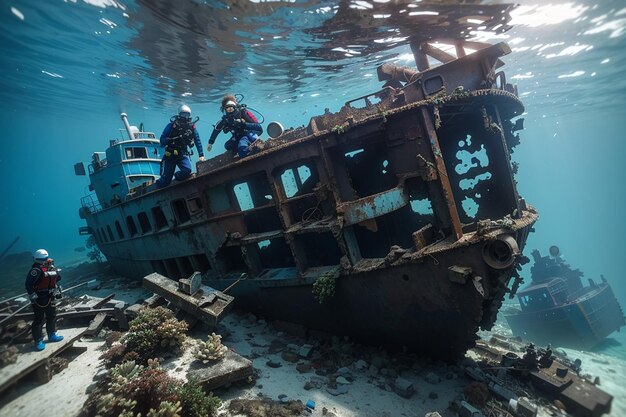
xmin=187 ymin=349 xmax=253 ymax=391
xmin=0 ymin=327 xmax=87 ymax=394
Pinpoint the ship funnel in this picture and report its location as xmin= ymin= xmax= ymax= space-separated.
xmin=120 ymin=113 xmax=134 ymax=141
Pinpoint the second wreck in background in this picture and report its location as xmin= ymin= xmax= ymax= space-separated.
xmin=75 ymin=4 xmax=538 ymax=360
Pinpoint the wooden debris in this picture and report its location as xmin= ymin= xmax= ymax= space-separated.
xmin=34 ymin=359 xmax=51 ymax=384
xmin=5 ymin=308 xmax=116 ymax=323
xmin=85 ymin=312 xmax=108 ymax=336
xmin=0 ymin=327 xmax=87 ymax=394
xmin=91 ymin=293 xmax=116 ymax=309
xmin=113 ymin=302 xmax=129 ymax=331
xmin=124 ymin=303 xmax=143 ymax=319
xmin=187 ymin=349 xmax=253 ymax=391
xmin=143 ymin=294 xmax=167 ymax=308
xmin=143 ymin=273 xmax=234 ymax=328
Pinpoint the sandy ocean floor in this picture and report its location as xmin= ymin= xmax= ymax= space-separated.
xmin=1 ymin=278 xmax=624 ymax=417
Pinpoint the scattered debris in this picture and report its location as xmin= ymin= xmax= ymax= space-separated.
xmin=0 ymin=326 xmax=87 ymax=394
xmin=228 ymin=398 xmax=305 ymax=417
xmin=143 ymin=272 xmax=234 ymax=328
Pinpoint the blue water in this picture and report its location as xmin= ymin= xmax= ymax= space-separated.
xmin=0 ymin=0 xmax=625 ymax=352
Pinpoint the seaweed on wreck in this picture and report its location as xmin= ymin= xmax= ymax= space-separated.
xmin=428 ymin=86 xmax=471 ymax=130
xmin=312 ymin=267 xmax=340 ymax=304
xmin=331 ymin=124 xmax=346 ymax=134
xmin=81 ymin=360 xmax=220 ymax=417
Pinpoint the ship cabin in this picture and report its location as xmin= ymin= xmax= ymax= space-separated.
xmin=517 ymin=278 xmax=569 ymax=312
xmin=75 ymin=114 xmax=164 ymax=215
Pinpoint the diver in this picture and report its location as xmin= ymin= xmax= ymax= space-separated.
xmin=25 ymin=249 xmax=64 ymax=351
xmin=156 ymin=104 xmax=204 ymax=189
xmin=206 ymin=94 xmax=263 ymax=158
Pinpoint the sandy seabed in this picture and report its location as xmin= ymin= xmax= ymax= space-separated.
xmin=1 ymin=283 xmax=625 ymax=417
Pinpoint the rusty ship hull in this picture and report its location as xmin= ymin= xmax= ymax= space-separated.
xmin=77 ymin=41 xmax=537 ymax=360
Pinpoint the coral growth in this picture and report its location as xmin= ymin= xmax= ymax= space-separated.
xmin=158 ymin=318 xmax=188 ymax=349
xmin=101 ymin=307 xmax=189 ymax=366
xmin=177 ymin=378 xmax=221 ymax=417
xmin=105 ymin=331 xmax=123 ymax=347
xmin=147 ymin=401 xmax=182 ymax=417
xmin=193 ymin=333 xmax=228 ymax=363
xmin=83 ymin=359 xmax=220 ymax=417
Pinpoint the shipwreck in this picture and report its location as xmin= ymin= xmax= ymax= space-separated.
xmin=74 ymin=3 xmax=537 ymax=360
xmin=505 ymin=246 xmax=625 ymax=350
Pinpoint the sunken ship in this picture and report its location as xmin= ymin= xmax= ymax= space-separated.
xmin=75 ymin=3 xmax=538 ymax=359
xmin=505 ymin=246 xmax=625 ymax=350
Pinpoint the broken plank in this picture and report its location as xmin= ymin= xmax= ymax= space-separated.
xmin=187 ymin=349 xmax=253 ymax=391
xmin=92 ymin=293 xmax=116 ymax=309
xmin=4 ymin=308 xmax=116 ymax=324
xmin=143 ymin=294 xmax=167 ymax=307
xmin=113 ymin=302 xmax=129 ymax=331
xmin=0 ymin=327 xmax=87 ymax=394
xmin=143 ymin=273 xmax=234 ymax=328
xmin=85 ymin=312 xmax=109 ymax=336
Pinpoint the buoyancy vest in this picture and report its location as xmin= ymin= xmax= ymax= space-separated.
xmin=31 ymin=265 xmax=60 ymax=292
xmin=221 ymin=108 xmax=259 ymax=136
xmin=167 ymin=121 xmax=195 ymax=153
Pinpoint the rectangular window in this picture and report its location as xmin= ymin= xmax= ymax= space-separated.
xmin=187 ymin=197 xmax=203 ymax=214
xmin=178 ymin=257 xmax=194 ymax=278
xmin=257 ymin=238 xmax=296 ymax=269
xmin=172 ymin=199 xmax=191 ymax=224
xmin=206 ymin=185 xmax=231 ymax=214
xmin=107 ymin=225 xmax=115 ymax=242
xmin=115 ymin=221 xmax=125 ymax=239
xmin=138 ymin=212 xmax=152 ymax=234
xmin=125 ymin=147 xmax=148 ymax=159
xmin=232 ymin=172 xmax=274 ymax=211
xmin=192 ymin=254 xmax=211 ymax=273
xmin=296 ymin=233 xmax=342 ymax=267
xmin=164 ymin=258 xmax=180 ymax=279
xmin=126 ymin=216 xmax=138 ymax=236
xmin=276 ymin=161 xmax=318 ymax=198
xmin=151 ymin=260 xmax=167 ymax=276
xmin=152 ymin=206 xmax=168 ymax=229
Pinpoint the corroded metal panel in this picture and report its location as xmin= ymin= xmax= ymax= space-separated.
xmin=338 ymin=185 xmax=409 ymax=226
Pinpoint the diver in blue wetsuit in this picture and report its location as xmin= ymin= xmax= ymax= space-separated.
xmin=156 ymin=104 xmax=204 ymax=188
xmin=206 ymin=95 xmax=263 ymax=158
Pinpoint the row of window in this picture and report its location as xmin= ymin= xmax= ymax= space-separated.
xmin=93 ymin=197 xmax=201 ymax=244
xmin=93 ymin=162 xmax=323 ymax=246
xmin=151 ymin=254 xmax=211 ymax=279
